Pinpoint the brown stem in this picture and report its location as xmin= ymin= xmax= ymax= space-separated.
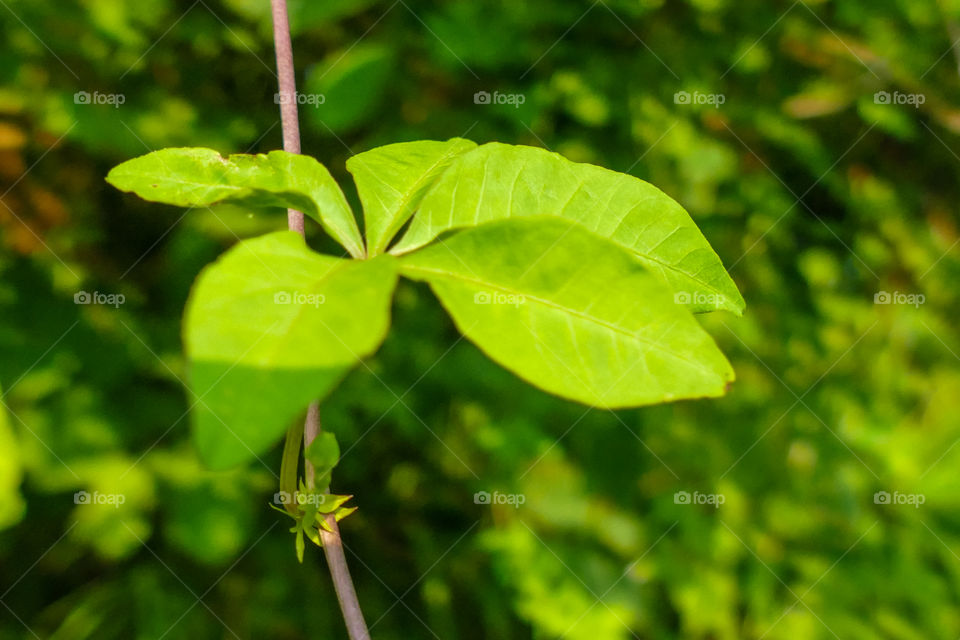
xmin=304 ymin=404 xmax=371 ymax=640
xmin=269 ymin=2 xmax=370 ymax=638
xmin=269 ymin=0 xmax=304 ymax=234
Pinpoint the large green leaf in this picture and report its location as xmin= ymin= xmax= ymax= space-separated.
xmin=399 ymin=217 xmax=734 ymax=408
xmin=346 ymin=138 xmax=477 ymax=256
xmin=107 ymin=148 xmax=365 ymax=258
xmin=185 ymin=231 xmax=397 ymax=469
xmin=392 ymin=143 xmax=744 ymax=315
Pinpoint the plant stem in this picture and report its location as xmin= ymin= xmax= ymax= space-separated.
xmin=269 ymin=2 xmax=370 ymax=638
xmin=269 ymin=0 xmax=304 ymax=233
xmin=304 ymin=406 xmax=371 ymax=640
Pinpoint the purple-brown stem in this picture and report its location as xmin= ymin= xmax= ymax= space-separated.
xmin=269 ymin=2 xmax=370 ymax=637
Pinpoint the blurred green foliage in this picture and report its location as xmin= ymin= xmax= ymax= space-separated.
xmin=2 ymin=0 xmax=960 ymax=638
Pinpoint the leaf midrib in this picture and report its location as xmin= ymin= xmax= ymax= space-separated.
xmin=362 ymin=147 xmax=472 ymax=255
xmin=401 ymin=263 xmax=719 ymax=374
xmin=147 ymin=174 xmax=363 ymax=258
xmin=195 ymin=257 xmax=363 ymax=368
xmin=632 ymin=250 xmax=738 ymax=307
xmin=400 ymin=216 xmax=738 ymax=311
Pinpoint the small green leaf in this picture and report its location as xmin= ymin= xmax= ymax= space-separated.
xmin=314 ymin=471 xmax=332 ymax=493
xmin=346 ymin=138 xmax=478 ymax=255
xmin=295 ymin=525 xmax=305 ymax=563
xmin=304 ymin=432 xmax=340 ymax=475
xmin=301 ymin=499 xmax=319 ymax=526
xmin=304 ymin=526 xmax=322 ymax=548
xmin=334 ymin=505 xmax=357 ymax=522
xmin=393 ymin=142 xmax=744 ymax=315
xmin=400 ymin=217 xmax=734 ymax=407
xmin=106 ymin=148 xmax=365 ymax=258
xmin=314 ymin=493 xmax=353 ymax=514
xmin=318 ymin=505 xmax=358 ymax=532
xmin=185 ymin=231 xmax=398 ymax=469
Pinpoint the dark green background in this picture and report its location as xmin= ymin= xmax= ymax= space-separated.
xmin=1 ymin=0 xmax=959 ymax=638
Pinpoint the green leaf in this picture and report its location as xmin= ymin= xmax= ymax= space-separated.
xmin=334 ymin=505 xmax=358 ymax=522
xmin=185 ymin=231 xmax=397 ymax=469
xmin=319 ymin=506 xmax=358 ymax=532
xmin=392 ymin=142 xmax=744 ymax=315
xmin=304 ymin=525 xmax=322 ymax=548
xmin=302 ymin=44 xmax=394 ymax=134
xmin=301 ymin=497 xmax=319 ymax=526
xmin=295 ymin=525 xmax=305 ymax=562
xmin=314 ymin=471 xmax=333 ymax=493
xmin=314 ymin=493 xmax=353 ymax=514
xmin=305 ymin=432 xmax=340 ymax=474
xmin=399 ymin=217 xmax=734 ymax=408
xmin=106 ymin=148 xmax=365 ymax=258
xmin=346 ymin=138 xmax=478 ymax=256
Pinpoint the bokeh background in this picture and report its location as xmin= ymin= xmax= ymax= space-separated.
xmin=2 ymin=0 xmax=960 ymax=638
